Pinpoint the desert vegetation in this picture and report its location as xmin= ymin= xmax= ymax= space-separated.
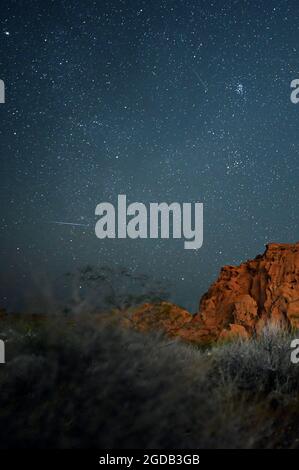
xmin=0 ymin=311 xmax=298 ymax=449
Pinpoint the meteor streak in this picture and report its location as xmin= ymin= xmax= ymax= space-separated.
xmin=50 ymin=221 xmax=90 ymax=228
xmin=192 ymin=70 xmax=208 ymax=93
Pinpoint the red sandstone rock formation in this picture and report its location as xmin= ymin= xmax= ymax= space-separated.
xmin=193 ymin=242 xmax=299 ymax=341
xmin=127 ymin=302 xmax=193 ymax=337
xmin=130 ymin=242 xmax=299 ymax=343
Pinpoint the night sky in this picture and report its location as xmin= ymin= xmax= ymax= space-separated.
xmin=1 ymin=0 xmax=299 ymax=312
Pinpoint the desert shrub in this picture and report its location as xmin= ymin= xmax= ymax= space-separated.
xmin=210 ymin=323 xmax=299 ymax=398
xmin=0 ymin=316 xmax=297 ymax=448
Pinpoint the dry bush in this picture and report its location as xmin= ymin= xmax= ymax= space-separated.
xmin=0 ymin=316 xmax=297 ymax=448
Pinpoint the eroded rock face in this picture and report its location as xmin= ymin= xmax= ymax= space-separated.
xmin=195 ymin=242 xmax=299 ymax=340
xmin=128 ymin=243 xmax=299 ymax=344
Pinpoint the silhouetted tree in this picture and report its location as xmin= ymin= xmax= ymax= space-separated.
xmin=63 ymin=265 xmax=169 ymax=314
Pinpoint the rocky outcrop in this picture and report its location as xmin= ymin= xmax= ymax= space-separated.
xmin=194 ymin=242 xmax=299 ymax=341
xmin=127 ymin=302 xmax=218 ymax=344
xmin=129 ymin=242 xmax=299 ymax=344
xmin=127 ymin=302 xmax=193 ymax=337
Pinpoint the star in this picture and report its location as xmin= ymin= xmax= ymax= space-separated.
xmin=235 ymin=83 xmax=245 ymax=96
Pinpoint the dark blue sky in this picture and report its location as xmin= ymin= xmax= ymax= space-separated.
xmin=0 ymin=0 xmax=299 ymax=311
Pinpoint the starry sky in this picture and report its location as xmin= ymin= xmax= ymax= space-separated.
xmin=0 ymin=0 xmax=299 ymax=312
